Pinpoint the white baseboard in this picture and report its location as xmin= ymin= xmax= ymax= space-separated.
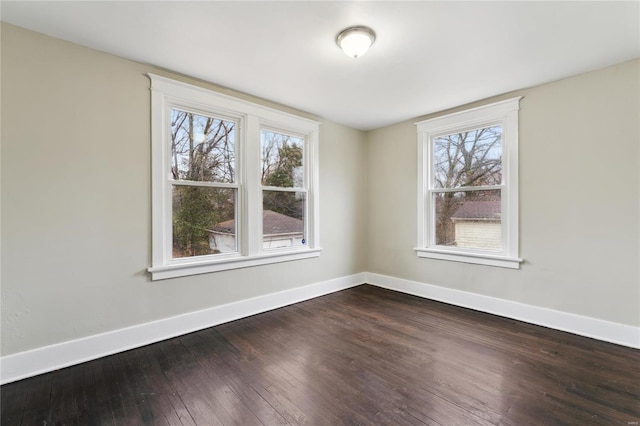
xmin=3 ymin=271 xmax=637 ymax=385
xmin=0 ymin=273 xmax=366 ymax=385
xmin=366 ymin=272 xmax=640 ymax=349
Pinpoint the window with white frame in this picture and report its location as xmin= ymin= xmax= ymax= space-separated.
xmin=415 ymin=97 xmax=522 ymax=269
xmin=147 ymin=74 xmax=320 ymax=280
xmin=260 ymin=129 xmax=307 ymax=250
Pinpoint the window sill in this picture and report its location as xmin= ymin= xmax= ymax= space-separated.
xmin=415 ymin=248 xmax=522 ymax=269
xmin=148 ymin=248 xmax=322 ymax=280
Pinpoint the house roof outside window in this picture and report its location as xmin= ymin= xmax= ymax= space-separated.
xmin=211 ymin=210 xmax=303 ymax=236
xmin=451 ymin=200 xmax=501 ymax=221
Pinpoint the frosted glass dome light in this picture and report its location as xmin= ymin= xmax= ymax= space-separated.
xmin=336 ymin=26 xmax=376 ymax=58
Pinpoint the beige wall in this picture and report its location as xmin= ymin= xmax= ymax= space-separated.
xmin=2 ymin=23 xmax=638 ymax=357
xmin=0 ymin=24 xmax=368 ymax=355
xmin=367 ymin=59 xmax=640 ymax=327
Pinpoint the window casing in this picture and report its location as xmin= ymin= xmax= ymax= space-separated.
xmin=416 ymin=98 xmax=522 ymax=269
xmin=148 ymin=74 xmax=320 ymax=280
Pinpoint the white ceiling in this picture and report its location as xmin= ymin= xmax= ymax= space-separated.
xmin=2 ymin=1 xmax=639 ymax=130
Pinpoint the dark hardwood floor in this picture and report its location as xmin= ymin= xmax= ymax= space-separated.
xmin=2 ymin=285 xmax=639 ymax=425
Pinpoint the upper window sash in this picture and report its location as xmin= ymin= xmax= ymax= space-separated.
xmin=168 ymin=106 xmax=239 ymax=184
xmin=429 ymin=123 xmax=503 ymax=190
xmin=415 ymin=97 xmax=522 ymax=269
xmin=260 ymin=128 xmax=307 ymax=189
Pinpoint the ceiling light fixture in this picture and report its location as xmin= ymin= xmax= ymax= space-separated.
xmin=336 ymin=26 xmax=376 ymax=58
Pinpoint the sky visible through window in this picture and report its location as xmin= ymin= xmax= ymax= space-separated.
xmin=171 ymin=109 xmax=236 ymax=184
xmin=433 ymin=125 xmax=502 ymax=189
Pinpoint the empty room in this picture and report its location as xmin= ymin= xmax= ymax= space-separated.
xmin=1 ymin=1 xmax=639 ymax=424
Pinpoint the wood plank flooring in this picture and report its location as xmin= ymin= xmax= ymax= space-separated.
xmin=2 ymin=285 xmax=639 ymax=425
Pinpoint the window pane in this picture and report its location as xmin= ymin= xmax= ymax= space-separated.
xmin=434 ymin=189 xmax=501 ymax=250
xmin=262 ymin=190 xmax=306 ymax=249
xmin=433 ymin=125 xmax=502 ymax=189
xmin=261 ymin=130 xmax=304 ymax=188
xmin=171 ymin=109 xmax=235 ymax=183
xmin=172 ymin=186 xmax=236 ymax=258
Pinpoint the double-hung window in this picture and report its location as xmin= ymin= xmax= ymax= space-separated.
xmin=260 ymin=129 xmax=307 ymax=250
xmin=148 ymin=74 xmax=320 ymax=280
xmin=416 ymin=98 xmax=522 ymax=268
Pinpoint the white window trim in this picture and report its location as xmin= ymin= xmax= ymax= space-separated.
xmin=415 ymin=97 xmax=523 ymax=269
xmin=259 ymin=126 xmax=310 ymax=254
xmin=147 ymin=74 xmax=321 ymax=280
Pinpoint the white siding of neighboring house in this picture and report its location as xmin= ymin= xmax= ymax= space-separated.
xmin=210 ymin=233 xmax=236 ymax=253
xmin=262 ymin=234 xmax=304 ymax=249
xmin=453 ymin=220 xmax=501 ymax=250
xmin=210 ymin=233 xmax=303 ymax=253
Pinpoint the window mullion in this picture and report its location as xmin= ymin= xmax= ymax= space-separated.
xmin=245 ymin=115 xmax=262 ymax=256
